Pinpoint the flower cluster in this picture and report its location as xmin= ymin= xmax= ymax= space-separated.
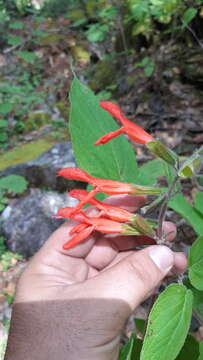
xmin=57 ymin=168 xmax=159 ymax=249
xmin=57 ymin=101 xmax=175 ymax=250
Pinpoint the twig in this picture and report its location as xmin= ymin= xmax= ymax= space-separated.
xmin=182 ymin=21 xmax=203 ymax=49
xmin=111 ymin=0 xmax=128 ymax=57
xmin=3 ymin=44 xmax=22 ymax=54
xmin=117 ymin=13 xmax=128 ymax=56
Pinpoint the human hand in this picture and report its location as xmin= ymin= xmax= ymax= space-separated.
xmin=5 ymin=195 xmax=187 ymax=360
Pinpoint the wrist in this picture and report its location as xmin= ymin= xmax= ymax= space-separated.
xmin=5 ymin=299 xmax=121 ymax=360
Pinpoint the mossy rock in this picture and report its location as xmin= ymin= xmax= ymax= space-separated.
xmin=0 ymin=139 xmax=55 ymax=171
xmin=67 ymin=9 xmax=85 ymax=21
xmin=25 ymin=112 xmax=51 ymax=131
xmin=54 ymin=102 xmax=69 ymax=120
xmin=86 ymin=0 xmax=108 ymax=16
xmin=70 ymin=45 xmax=90 ymax=65
xmin=89 ymin=60 xmax=117 ymax=91
xmin=39 ymin=33 xmax=65 ymax=46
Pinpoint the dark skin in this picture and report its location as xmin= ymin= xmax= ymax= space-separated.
xmin=5 ymin=195 xmax=187 ymax=360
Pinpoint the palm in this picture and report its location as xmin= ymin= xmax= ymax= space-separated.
xmin=19 ymin=195 xmax=181 ymax=303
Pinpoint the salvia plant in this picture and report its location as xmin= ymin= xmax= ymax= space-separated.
xmin=56 ymin=78 xmax=203 ymax=360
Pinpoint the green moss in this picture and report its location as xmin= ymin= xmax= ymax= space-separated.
xmin=86 ymin=0 xmax=108 ymax=16
xmin=0 ymin=139 xmax=55 ymax=170
xmin=89 ymin=61 xmax=117 ymax=91
xmin=55 ymin=102 xmax=69 ymax=120
xmin=67 ymin=9 xmax=85 ymax=21
xmin=70 ymin=45 xmax=90 ymax=65
xmin=39 ymin=34 xmax=65 ymax=46
xmin=25 ymin=112 xmax=51 ymax=131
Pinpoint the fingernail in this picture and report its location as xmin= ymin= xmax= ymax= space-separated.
xmin=149 ymin=246 xmax=174 ymax=273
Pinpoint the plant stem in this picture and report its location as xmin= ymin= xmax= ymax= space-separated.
xmin=157 ymin=175 xmax=179 ymax=242
xmin=192 ymin=309 xmax=203 ymax=327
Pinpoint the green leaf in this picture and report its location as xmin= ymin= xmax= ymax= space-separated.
xmin=140 ymin=284 xmax=193 ymax=360
xmin=8 ymin=35 xmax=23 ymax=46
xmin=189 ymin=236 xmax=203 ymax=290
xmin=198 ymin=342 xmax=203 ymax=360
xmin=194 ymin=192 xmax=203 ymax=216
xmin=0 ymin=175 xmax=28 ymax=194
xmin=144 ymin=64 xmax=154 ymax=77
xmin=178 ymin=147 xmax=203 ymax=178
xmin=86 ymin=29 xmax=106 ymax=42
xmin=1 ymin=197 xmax=9 ymax=204
xmin=86 ymin=24 xmax=109 ymax=42
xmin=9 ymin=21 xmax=24 ymax=29
xmin=184 ymin=279 xmax=203 ymax=319
xmin=32 ymin=29 xmax=46 ymax=37
xmin=69 ymin=78 xmax=138 ymax=182
xmin=135 ymin=159 xmax=165 ymax=185
xmin=15 ymin=0 xmax=30 ymax=12
xmin=119 ymin=333 xmax=142 ymax=360
xmin=176 ymin=335 xmax=199 ymax=360
xmin=130 ymin=2 xmax=149 ymax=21
xmin=0 ymin=103 xmax=13 ymax=115
xmin=169 ymin=194 xmax=203 ymax=234
xmin=17 ymin=51 xmax=38 ymax=64
xmin=72 ymin=18 xmax=87 ymax=27
xmin=0 ymin=132 xmax=8 ymax=142
xmin=134 ymin=318 xmax=145 ymax=335
xmin=182 ymin=8 xmax=198 ymax=28
xmin=0 ymin=120 xmax=8 ymax=128
xmin=0 ymin=203 xmax=5 ymax=211
xmin=0 ymin=236 xmax=6 ymax=254
xmin=197 ymin=175 xmax=203 ymax=187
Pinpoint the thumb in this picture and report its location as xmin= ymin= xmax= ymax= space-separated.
xmin=89 ymin=245 xmax=174 ymax=312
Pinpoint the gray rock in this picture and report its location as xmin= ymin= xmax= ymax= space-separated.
xmin=0 ymin=142 xmax=77 ymax=191
xmin=1 ymin=189 xmax=77 ymax=257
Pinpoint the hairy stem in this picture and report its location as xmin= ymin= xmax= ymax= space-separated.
xmin=157 ymin=175 xmax=179 ymax=242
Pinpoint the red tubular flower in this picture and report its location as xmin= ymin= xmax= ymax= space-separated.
xmin=69 ymin=189 xmax=133 ymax=222
xmin=58 ymin=207 xmax=126 ymax=231
xmin=58 ymin=206 xmax=140 ymax=249
xmin=58 ymin=206 xmax=155 ymax=250
xmin=58 ymin=168 xmax=161 ymax=215
xmin=63 ymin=217 xmax=133 ymax=250
xmin=63 ymin=225 xmax=95 ymax=250
xmin=58 ymin=168 xmax=160 ymax=196
xmin=58 ymin=168 xmax=135 ymax=194
xmin=57 ymin=207 xmax=87 ymax=222
xmin=95 ymin=101 xmax=153 ymax=145
xmin=69 ymin=223 xmax=88 ymax=235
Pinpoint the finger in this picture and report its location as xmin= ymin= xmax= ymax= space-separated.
xmin=103 ymin=249 xmax=187 ymax=276
xmin=163 ymin=221 xmax=177 ymax=241
xmin=85 ymin=238 xmax=118 ymax=270
xmin=85 ymin=221 xmax=176 ymax=270
xmin=103 ymin=194 xmax=146 ymax=211
xmin=41 ymin=220 xmax=96 ymax=258
xmin=83 ymin=245 xmax=175 ymax=312
xmin=172 ymin=252 xmax=187 ymax=274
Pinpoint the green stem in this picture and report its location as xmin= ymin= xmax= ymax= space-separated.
xmin=157 ymin=175 xmax=179 ymax=242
